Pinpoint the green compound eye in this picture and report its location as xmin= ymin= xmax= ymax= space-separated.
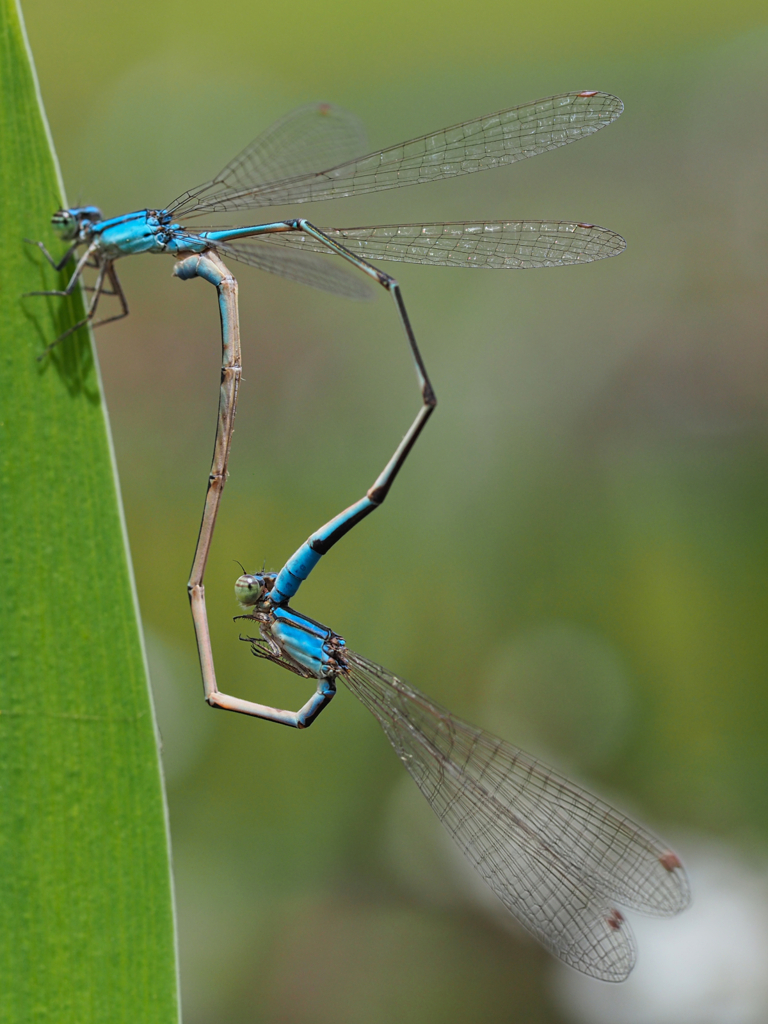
xmin=234 ymin=574 xmax=263 ymax=607
xmin=51 ymin=210 xmax=76 ymax=239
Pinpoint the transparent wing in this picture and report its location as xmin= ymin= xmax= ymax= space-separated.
xmin=258 ymin=220 xmax=626 ymax=269
xmin=169 ymin=102 xmax=368 ymax=215
xmin=173 ymin=91 xmax=623 ymax=217
xmin=212 ymin=238 xmax=373 ymax=300
xmin=343 ymin=651 xmax=689 ymax=981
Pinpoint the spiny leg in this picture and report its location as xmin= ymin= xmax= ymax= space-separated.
xmin=26 ymin=240 xmax=98 ymax=299
xmin=35 ymin=254 xmax=105 ymax=358
xmin=270 ymin=219 xmax=437 ymax=606
xmin=30 ymin=246 xmax=129 ymax=358
xmin=24 ymin=236 xmax=80 ymax=272
xmin=57 ymin=259 xmax=130 ymax=338
xmin=90 ymin=262 xmax=130 ymax=331
xmin=82 ymin=259 xmax=120 ymax=295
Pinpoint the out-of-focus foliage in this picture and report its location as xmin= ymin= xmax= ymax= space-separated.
xmin=19 ymin=0 xmax=768 ymax=1019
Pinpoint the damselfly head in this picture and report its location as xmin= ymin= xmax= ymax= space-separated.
xmin=51 ymin=206 xmax=102 ymax=240
xmin=51 ymin=209 xmax=77 ymax=239
xmin=235 ymin=573 xmax=269 ymax=608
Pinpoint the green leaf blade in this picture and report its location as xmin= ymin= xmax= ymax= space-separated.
xmin=0 ymin=3 xmax=179 ymax=1021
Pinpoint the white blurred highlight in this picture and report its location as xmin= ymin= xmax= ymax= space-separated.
xmin=553 ymin=841 xmax=768 ymax=1024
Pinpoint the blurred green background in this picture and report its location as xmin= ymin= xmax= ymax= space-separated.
xmin=20 ymin=0 xmax=768 ymax=1020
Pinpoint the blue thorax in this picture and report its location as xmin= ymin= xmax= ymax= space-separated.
xmin=235 ymin=570 xmax=347 ymax=679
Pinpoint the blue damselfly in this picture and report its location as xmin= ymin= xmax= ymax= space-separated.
xmin=25 ymin=93 xmax=686 ymax=980
xmin=28 ymin=90 xmax=626 ymax=640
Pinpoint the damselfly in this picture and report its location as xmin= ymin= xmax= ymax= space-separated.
xmin=178 ymin=247 xmax=689 ymax=975
xmin=29 ymin=90 xmax=628 ymax=683
xmin=30 ymin=91 xmax=625 ymax=357
xmin=26 ymin=94 xmax=685 ymax=979
xmin=227 ymin=563 xmax=689 ymax=982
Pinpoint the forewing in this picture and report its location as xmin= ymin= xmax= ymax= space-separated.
xmin=212 ymin=238 xmax=373 ymax=300
xmin=170 ymin=102 xmax=368 ymax=216
xmin=343 ymin=652 xmax=689 ymax=981
xmin=176 ymin=91 xmax=622 ymax=215
xmin=259 ymin=220 xmax=626 ymax=269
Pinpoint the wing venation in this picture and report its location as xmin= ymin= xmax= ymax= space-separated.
xmin=343 ymin=651 xmax=689 ymax=981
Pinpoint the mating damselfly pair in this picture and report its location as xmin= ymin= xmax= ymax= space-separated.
xmin=31 ymin=90 xmax=689 ymax=979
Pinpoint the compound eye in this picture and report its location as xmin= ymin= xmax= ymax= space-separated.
xmin=51 ymin=209 xmax=76 ymax=239
xmin=235 ymin=574 xmax=264 ymax=607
